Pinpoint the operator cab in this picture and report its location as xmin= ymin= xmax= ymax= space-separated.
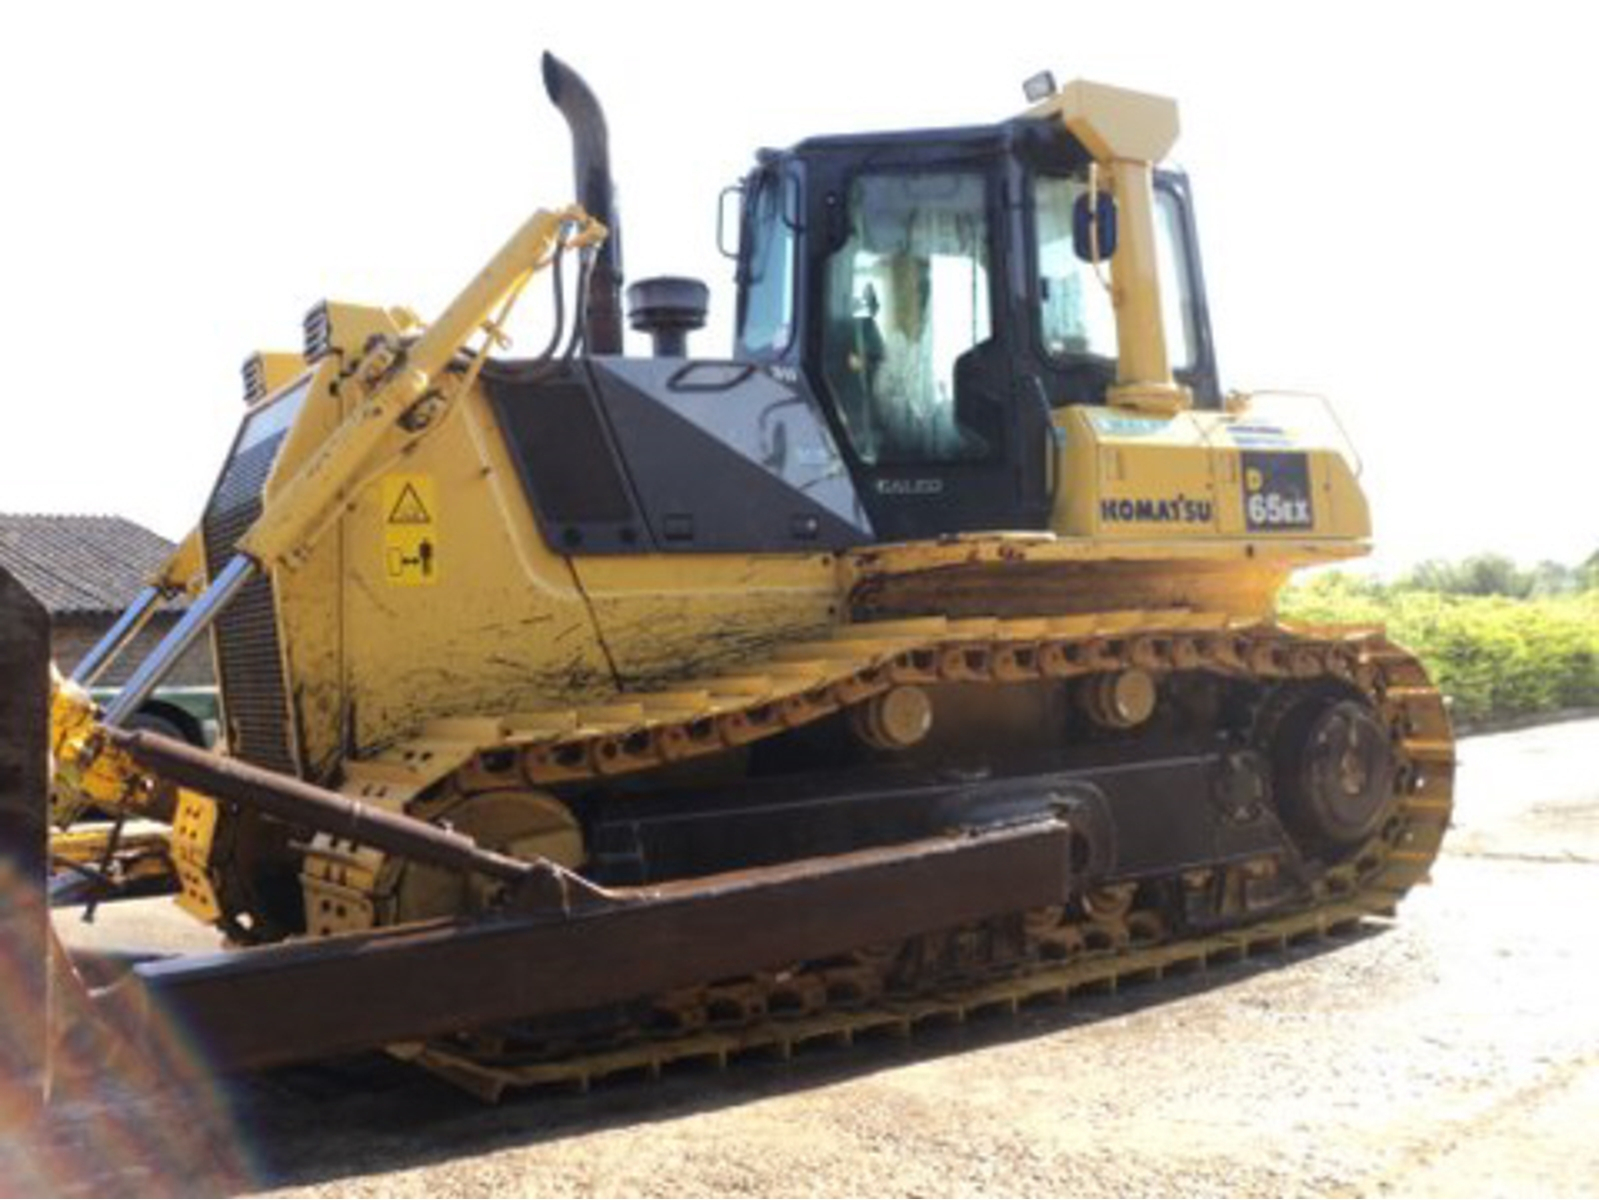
xmin=731 ymin=116 xmax=1219 ymax=541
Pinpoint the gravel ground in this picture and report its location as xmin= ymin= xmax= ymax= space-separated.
xmin=16 ymin=718 xmax=1599 ymax=1198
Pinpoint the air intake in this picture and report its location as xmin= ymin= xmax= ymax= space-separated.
xmin=626 ymin=277 xmax=709 ymax=358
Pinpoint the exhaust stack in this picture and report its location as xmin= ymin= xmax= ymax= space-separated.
xmin=542 ymin=52 xmax=625 ymax=355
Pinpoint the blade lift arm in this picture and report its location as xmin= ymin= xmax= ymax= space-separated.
xmin=57 ymin=206 xmax=606 ymax=830
xmin=238 ymin=204 xmax=606 ymax=573
xmin=95 ymin=205 xmax=605 ymax=734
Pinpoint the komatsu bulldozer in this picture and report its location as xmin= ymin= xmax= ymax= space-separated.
xmin=4 ymin=55 xmax=1453 ymax=1101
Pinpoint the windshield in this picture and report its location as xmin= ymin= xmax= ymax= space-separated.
xmin=820 ymin=170 xmax=996 ymax=465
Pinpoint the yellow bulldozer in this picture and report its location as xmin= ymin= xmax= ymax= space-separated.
xmin=2 ymin=55 xmax=1452 ymax=1102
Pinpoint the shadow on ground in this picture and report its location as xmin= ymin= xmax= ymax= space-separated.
xmin=2 ymin=923 xmax=1388 ymax=1198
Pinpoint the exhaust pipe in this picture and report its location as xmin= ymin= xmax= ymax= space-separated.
xmin=542 ymin=51 xmax=625 ymax=355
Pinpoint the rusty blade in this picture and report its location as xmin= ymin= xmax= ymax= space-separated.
xmin=99 ymin=818 xmax=1072 ymax=1073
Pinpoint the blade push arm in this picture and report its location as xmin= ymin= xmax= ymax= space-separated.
xmin=68 ymin=526 xmax=207 ymax=688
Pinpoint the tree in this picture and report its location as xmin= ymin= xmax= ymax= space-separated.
xmin=1529 ymin=559 xmax=1579 ymax=597
xmin=1582 ymin=550 xmax=1599 ymax=592
xmin=1401 ymin=554 xmax=1532 ymax=597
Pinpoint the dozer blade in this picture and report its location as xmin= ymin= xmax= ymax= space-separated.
xmin=86 ymin=727 xmax=1072 ymax=1075
xmin=94 ymin=818 xmax=1072 ymax=1075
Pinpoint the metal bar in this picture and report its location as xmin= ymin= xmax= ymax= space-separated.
xmin=103 ymin=819 xmax=1071 ymax=1073
xmin=109 ymin=727 xmax=536 ymax=884
xmin=102 ymin=555 xmax=255 ymax=726
xmin=0 ymin=566 xmax=52 ymax=1103
xmin=70 ymin=583 xmax=163 ymax=687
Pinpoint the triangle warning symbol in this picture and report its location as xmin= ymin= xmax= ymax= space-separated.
xmin=387 ymin=482 xmax=432 ymax=525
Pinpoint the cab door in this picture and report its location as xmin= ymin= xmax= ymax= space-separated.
xmin=810 ymin=162 xmax=1053 ymax=541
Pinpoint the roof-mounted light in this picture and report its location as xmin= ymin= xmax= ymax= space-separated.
xmin=1023 ymin=70 xmax=1058 ymax=104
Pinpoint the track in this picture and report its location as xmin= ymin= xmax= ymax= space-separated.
xmin=293 ymin=612 xmax=1453 ymax=1099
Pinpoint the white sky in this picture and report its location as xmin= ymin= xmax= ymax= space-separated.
xmin=2 ymin=1 xmax=1594 ymax=573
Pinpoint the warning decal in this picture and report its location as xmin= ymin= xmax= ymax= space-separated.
xmin=381 ymin=474 xmax=439 ymax=586
xmin=387 ymin=481 xmax=432 ymax=525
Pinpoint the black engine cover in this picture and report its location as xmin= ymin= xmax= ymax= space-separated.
xmin=484 ymin=358 xmax=873 ymax=554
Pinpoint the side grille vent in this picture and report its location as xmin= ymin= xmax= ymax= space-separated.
xmin=242 ymin=355 xmax=268 ymax=404
xmin=303 ymin=301 xmax=332 ymax=363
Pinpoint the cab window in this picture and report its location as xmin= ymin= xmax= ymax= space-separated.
xmin=1033 ymin=175 xmax=1198 ymax=372
xmin=821 ymin=170 xmax=997 ymax=465
xmin=737 ymin=174 xmax=797 ymax=357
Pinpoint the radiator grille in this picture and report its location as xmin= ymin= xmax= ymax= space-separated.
xmin=202 ymin=388 xmax=307 ymax=776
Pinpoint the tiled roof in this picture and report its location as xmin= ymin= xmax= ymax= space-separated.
xmin=0 ymin=514 xmax=176 ymax=615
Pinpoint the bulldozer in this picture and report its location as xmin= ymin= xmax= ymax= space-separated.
xmin=4 ymin=54 xmax=1453 ymax=1103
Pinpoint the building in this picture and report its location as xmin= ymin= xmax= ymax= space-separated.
xmin=0 ymin=514 xmax=213 ymax=687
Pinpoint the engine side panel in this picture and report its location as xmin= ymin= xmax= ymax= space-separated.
xmin=485 ymin=359 xmax=872 ymax=556
xmin=589 ymin=359 xmax=872 ymax=552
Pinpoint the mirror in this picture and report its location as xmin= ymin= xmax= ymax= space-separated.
xmin=780 ymin=170 xmax=804 ymax=232
xmin=716 ymin=182 xmax=744 ymax=260
xmin=1072 ymin=189 xmax=1117 ymax=262
xmin=722 ymin=169 xmax=804 ymax=263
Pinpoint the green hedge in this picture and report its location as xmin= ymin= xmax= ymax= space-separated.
xmin=1279 ymin=574 xmax=1599 ymax=726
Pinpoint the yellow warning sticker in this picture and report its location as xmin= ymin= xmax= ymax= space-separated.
xmin=381 ymin=474 xmax=439 ymax=586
